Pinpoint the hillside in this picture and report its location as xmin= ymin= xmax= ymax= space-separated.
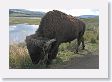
xmin=9 ymin=9 xmax=46 ymax=17
xmin=9 ymin=9 xmax=98 ymax=18
xmin=79 ymin=15 xmax=98 ymax=18
xmin=79 ymin=16 xmax=98 ymax=31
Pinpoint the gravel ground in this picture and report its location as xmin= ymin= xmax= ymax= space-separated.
xmin=50 ymin=50 xmax=99 ymax=69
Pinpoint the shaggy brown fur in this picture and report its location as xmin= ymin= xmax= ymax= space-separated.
xmin=26 ymin=34 xmax=57 ymax=65
xmin=36 ymin=10 xmax=85 ymax=43
xmin=26 ymin=10 xmax=86 ymax=66
xmin=26 ymin=34 xmax=48 ymax=64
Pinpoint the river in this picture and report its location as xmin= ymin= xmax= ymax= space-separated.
xmin=9 ymin=24 xmax=39 ymax=44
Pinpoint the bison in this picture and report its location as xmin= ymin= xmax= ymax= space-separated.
xmin=25 ymin=10 xmax=86 ymax=67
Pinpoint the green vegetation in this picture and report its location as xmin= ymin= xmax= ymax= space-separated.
xmin=81 ymin=17 xmax=99 ymax=30
xmin=9 ymin=41 xmax=98 ymax=69
xmin=9 ymin=16 xmax=99 ymax=69
xmin=9 ymin=17 xmax=41 ymax=25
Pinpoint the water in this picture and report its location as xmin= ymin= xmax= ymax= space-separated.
xmin=9 ymin=24 xmax=39 ymax=44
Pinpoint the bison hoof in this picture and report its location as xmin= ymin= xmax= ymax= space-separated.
xmin=82 ymin=47 xmax=85 ymax=50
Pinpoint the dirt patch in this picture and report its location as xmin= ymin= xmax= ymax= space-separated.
xmin=50 ymin=50 xmax=99 ymax=69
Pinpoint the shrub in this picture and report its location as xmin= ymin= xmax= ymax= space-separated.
xmin=97 ymin=35 xmax=99 ymax=40
xmin=90 ymin=37 xmax=96 ymax=43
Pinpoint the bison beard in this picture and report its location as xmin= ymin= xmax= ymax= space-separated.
xmin=25 ymin=10 xmax=86 ymax=67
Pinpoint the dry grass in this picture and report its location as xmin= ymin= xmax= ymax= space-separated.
xmin=9 ymin=40 xmax=98 ymax=69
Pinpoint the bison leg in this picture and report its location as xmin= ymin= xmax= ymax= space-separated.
xmin=46 ymin=43 xmax=59 ymax=66
xmin=81 ymin=37 xmax=85 ymax=50
xmin=76 ymin=38 xmax=81 ymax=53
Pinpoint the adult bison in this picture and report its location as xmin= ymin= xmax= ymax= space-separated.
xmin=26 ymin=10 xmax=86 ymax=67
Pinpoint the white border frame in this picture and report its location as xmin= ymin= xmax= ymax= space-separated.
xmin=0 ymin=0 xmax=108 ymax=78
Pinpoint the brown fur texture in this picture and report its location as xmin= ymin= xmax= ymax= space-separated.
xmin=26 ymin=34 xmax=57 ymax=65
xmin=26 ymin=10 xmax=86 ymax=66
xmin=36 ymin=10 xmax=85 ymax=44
xmin=26 ymin=34 xmax=48 ymax=64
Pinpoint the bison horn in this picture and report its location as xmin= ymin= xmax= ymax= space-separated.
xmin=44 ymin=39 xmax=56 ymax=48
xmin=47 ymin=39 xmax=56 ymax=44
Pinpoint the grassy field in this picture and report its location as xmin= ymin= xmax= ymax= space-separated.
xmin=9 ymin=41 xmax=98 ymax=69
xmin=9 ymin=16 xmax=99 ymax=69
xmin=9 ymin=17 xmax=41 ymax=25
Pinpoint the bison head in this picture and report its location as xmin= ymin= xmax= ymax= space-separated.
xmin=25 ymin=34 xmax=56 ymax=64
